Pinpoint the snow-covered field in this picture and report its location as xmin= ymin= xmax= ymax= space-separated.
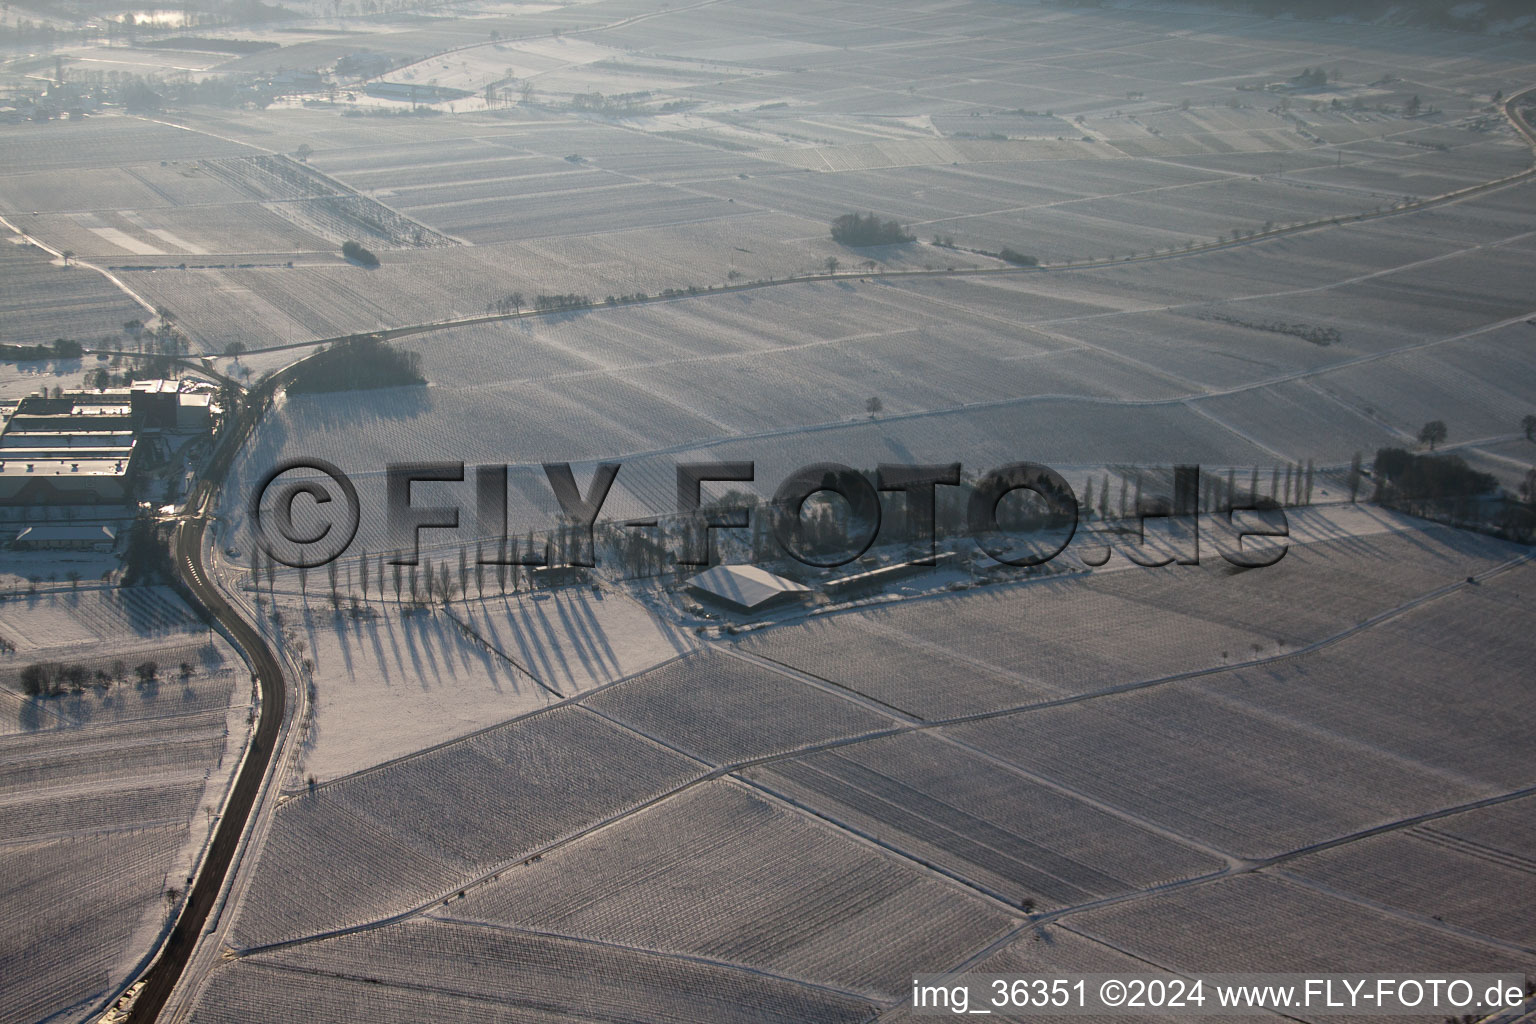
xmin=196 ymin=510 xmax=1536 ymax=1019
xmin=247 ymin=582 xmax=694 ymax=781
xmin=0 ymin=587 xmax=246 ymax=1024
xmin=3 ymin=1 xmax=1535 ymax=1020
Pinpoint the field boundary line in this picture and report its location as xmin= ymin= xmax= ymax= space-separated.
xmin=427 ymin=915 xmax=884 ymax=1005
xmin=287 ymin=644 xmax=696 ymax=795
xmin=1014 ymin=783 xmax=1536 ymax=934
xmin=1271 ymin=868 xmax=1536 ymax=957
xmin=235 ymin=930 xmax=882 ymax=1017
xmin=915 ymin=547 xmax=1536 ymax=733
xmin=439 ymin=605 xmax=560 ymax=697
xmin=736 ymin=763 xmax=1180 ymax=913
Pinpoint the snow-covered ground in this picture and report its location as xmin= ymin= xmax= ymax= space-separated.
xmin=0 ymin=585 xmax=247 ymax=1024
xmin=250 ymin=582 xmax=694 ymax=782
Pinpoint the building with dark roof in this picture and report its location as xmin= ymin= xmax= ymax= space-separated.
xmin=0 ymin=381 xmax=211 ymax=506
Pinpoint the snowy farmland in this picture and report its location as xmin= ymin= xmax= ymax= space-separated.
xmin=2 ymin=0 xmax=1535 ymax=1020
xmin=242 ymin=583 xmax=694 ymax=781
xmin=205 ymin=167 xmax=1536 ymax=566
xmin=0 ymin=587 xmax=245 ymax=1024
xmin=0 ymin=240 xmax=145 ymax=350
xmin=188 ymin=514 xmax=1535 ymax=1020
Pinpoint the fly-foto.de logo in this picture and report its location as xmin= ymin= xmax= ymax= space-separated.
xmin=250 ymin=459 xmax=1290 ymax=571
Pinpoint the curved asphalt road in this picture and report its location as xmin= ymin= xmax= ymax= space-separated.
xmin=119 ymin=516 xmax=286 ymax=1023
xmin=118 ymin=378 xmax=293 ymax=1023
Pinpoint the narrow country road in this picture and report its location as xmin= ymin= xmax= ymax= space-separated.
xmin=115 ymin=375 xmax=297 ymax=1023
xmin=120 ymin=515 xmax=287 ymax=1023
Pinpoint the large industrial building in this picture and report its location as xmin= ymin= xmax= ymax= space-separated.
xmin=0 ymin=381 xmax=211 ymax=506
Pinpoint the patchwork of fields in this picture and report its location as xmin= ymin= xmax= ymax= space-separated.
xmin=3 ymin=0 xmax=1535 ymax=1020
xmin=192 ymin=523 xmax=1535 ymax=1020
xmin=213 ymin=185 xmax=1536 ymax=561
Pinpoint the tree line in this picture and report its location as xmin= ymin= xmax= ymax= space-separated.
xmin=18 ymin=659 xmax=186 ymax=697
xmin=0 ymin=338 xmax=83 ymax=363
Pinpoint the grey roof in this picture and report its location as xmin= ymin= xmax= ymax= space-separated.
xmin=687 ymin=564 xmax=810 ymax=610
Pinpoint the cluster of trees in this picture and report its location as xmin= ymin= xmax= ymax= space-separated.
xmin=134 ymin=318 xmax=190 ymax=356
xmin=341 ymin=240 xmax=380 ymax=267
xmin=1372 ymin=447 xmax=1496 ymax=501
xmin=1291 ymin=67 xmax=1330 ymax=88
xmin=121 ymin=513 xmax=175 ymax=587
xmin=997 ymin=248 xmax=1039 ymax=267
xmin=286 ymin=334 xmax=424 ymax=394
xmin=567 ymin=91 xmax=652 ymax=114
xmin=533 ymin=293 xmax=593 ymax=311
xmin=489 ymin=292 xmax=524 ymax=315
xmin=83 ymin=367 xmax=134 ymax=389
xmin=1075 ymin=464 xmax=1314 ymax=521
xmin=21 ymin=662 xmax=95 ymax=696
xmin=830 ymin=213 xmax=914 ymax=247
xmin=19 ymin=659 xmax=169 ymax=697
xmin=928 ymin=239 xmax=1038 ymax=266
xmin=93 ymin=72 xmax=279 ymax=111
xmin=139 ymin=37 xmax=278 ymax=54
xmin=1205 ymin=313 xmax=1341 ymax=346
xmin=0 ymin=18 xmax=74 ymax=43
xmin=320 ymin=534 xmax=581 ymax=608
xmin=60 ymin=320 xmax=190 ymax=391
xmin=0 ymin=338 xmax=83 ymax=363
xmin=343 ymin=106 xmax=444 ymax=119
